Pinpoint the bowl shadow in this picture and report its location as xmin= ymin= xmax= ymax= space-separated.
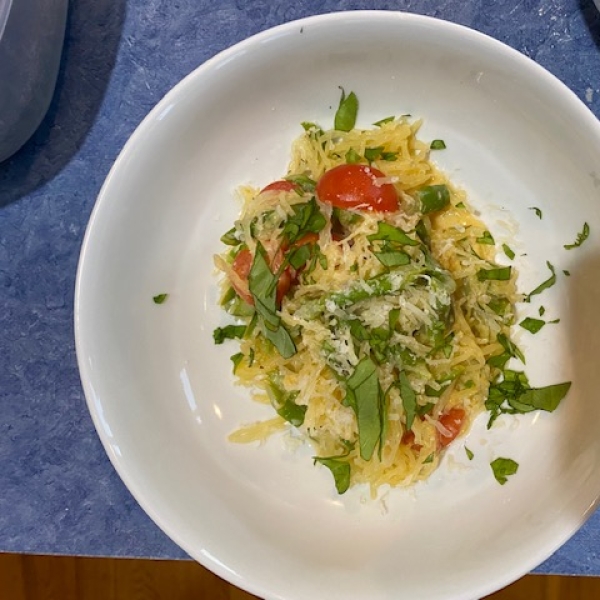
xmin=0 ymin=0 xmax=126 ymax=207
xmin=560 ymin=247 xmax=600 ymax=525
xmin=579 ymin=0 xmax=600 ymax=49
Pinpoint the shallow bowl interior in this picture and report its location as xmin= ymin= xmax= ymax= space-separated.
xmin=76 ymin=11 xmax=600 ymax=600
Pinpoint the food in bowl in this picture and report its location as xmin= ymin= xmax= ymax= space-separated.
xmin=213 ymin=92 xmax=571 ymax=495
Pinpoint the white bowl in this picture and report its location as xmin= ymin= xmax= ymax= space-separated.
xmin=75 ymin=11 xmax=600 ymax=600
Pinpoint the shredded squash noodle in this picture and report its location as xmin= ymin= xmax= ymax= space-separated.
xmin=212 ymin=93 xmax=570 ymax=496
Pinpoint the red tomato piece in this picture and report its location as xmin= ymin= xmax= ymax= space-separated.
xmin=230 ymin=246 xmax=292 ymax=307
xmin=293 ymin=232 xmax=320 ymax=247
xmin=437 ymin=407 xmax=466 ymax=448
xmin=316 ymin=164 xmax=399 ymax=212
xmin=230 ymin=248 xmax=254 ymax=305
xmin=260 ymin=180 xmax=299 ymax=194
xmin=401 ymin=430 xmax=423 ymax=452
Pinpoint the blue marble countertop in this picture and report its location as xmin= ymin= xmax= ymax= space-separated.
xmin=1 ymin=0 xmax=600 ymax=577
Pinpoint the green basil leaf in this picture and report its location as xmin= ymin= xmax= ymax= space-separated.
xmin=367 ymin=222 xmax=420 ymax=246
xmin=268 ymin=375 xmax=306 ymax=426
xmin=152 ymin=293 xmax=169 ymax=304
xmin=249 ymin=243 xmax=296 ymax=358
xmin=490 ymin=457 xmax=519 ymax=485
xmin=374 ymin=250 xmax=411 ymax=267
xmin=230 ymin=352 xmax=244 ymax=373
xmin=498 ymin=333 xmax=525 ymax=364
xmin=346 ymin=357 xmax=382 ymax=461
xmin=416 ymin=184 xmax=450 ymax=214
xmin=465 ymin=446 xmax=474 ymax=460
xmin=430 ymin=139 xmax=446 ymax=150
xmin=220 ymin=227 xmax=240 ymax=246
xmin=424 ymin=384 xmax=446 ymax=398
xmin=502 ymin=244 xmax=516 ymax=260
xmin=388 ymin=308 xmax=401 ymax=331
xmin=415 ymin=219 xmax=430 ymax=244
xmin=213 ymin=324 xmax=246 ymax=344
xmin=477 ymin=266 xmax=512 ymax=281
xmin=334 ymin=88 xmax=358 ymax=132
xmin=423 ymin=453 xmax=434 ymax=464
xmin=518 ymin=382 xmax=571 ymax=412
xmin=288 ymin=243 xmax=313 ymax=270
xmin=519 ymin=317 xmax=546 ymax=334
xmin=364 ymin=146 xmax=384 ymax=162
xmin=345 ymin=148 xmax=361 ymax=164
xmin=276 ymin=399 xmax=307 ymax=426
xmin=284 ymin=174 xmax=317 ymax=193
xmin=529 ymin=207 xmax=543 ymax=219
xmin=416 ymin=401 xmax=435 ymax=416
xmin=525 ymin=261 xmax=556 ymax=301
xmin=564 ymin=222 xmax=590 ymax=249
xmin=476 ymin=231 xmax=495 ymax=245
xmin=398 ymin=371 xmax=417 ymax=431
xmin=373 ymin=116 xmax=395 ymax=127
xmin=488 ymin=296 xmax=510 ymax=316
xmin=282 ymin=198 xmax=326 ymax=244
xmin=314 ymin=457 xmax=351 ymax=494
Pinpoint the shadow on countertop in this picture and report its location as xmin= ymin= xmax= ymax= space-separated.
xmin=0 ymin=0 xmax=126 ymax=208
xmin=580 ymin=0 xmax=600 ymax=48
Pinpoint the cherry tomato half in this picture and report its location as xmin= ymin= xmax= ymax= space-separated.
xmin=260 ymin=180 xmax=299 ymax=194
xmin=230 ymin=247 xmax=292 ymax=307
xmin=437 ymin=407 xmax=466 ymax=448
xmin=230 ymin=249 xmax=254 ymax=305
xmin=401 ymin=430 xmax=423 ymax=452
xmin=316 ymin=164 xmax=399 ymax=213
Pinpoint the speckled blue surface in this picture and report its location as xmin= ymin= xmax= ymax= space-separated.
xmin=1 ymin=0 xmax=600 ymax=576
